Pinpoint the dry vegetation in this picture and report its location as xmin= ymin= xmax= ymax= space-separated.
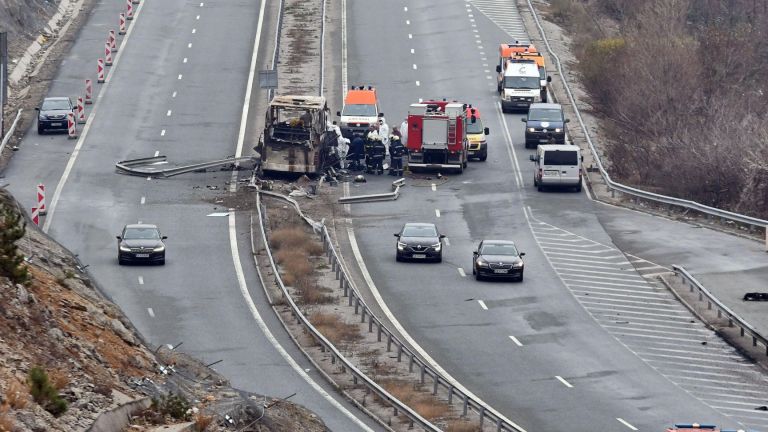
xmin=270 ymin=222 xmax=334 ymax=305
xmin=548 ymin=0 xmax=768 ymax=217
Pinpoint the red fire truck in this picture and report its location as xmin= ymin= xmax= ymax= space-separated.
xmin=405 ymin=100 xmax=469 ymax=173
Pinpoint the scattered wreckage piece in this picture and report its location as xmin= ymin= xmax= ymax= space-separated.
xmin=338 ymin=178 xmax=405 ymax=204
xmin=115 ymin=155 xmax=255 ymax=178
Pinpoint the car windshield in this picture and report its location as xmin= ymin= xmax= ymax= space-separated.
xmin=466 ymin=118 xmax=484 ymax=134
xmin=123 ymin=227 xmax=160 ymax=240
xmin=342 ymin=104 xmax=377 ymax=117
xmin=481 ymin=244 xmax=519 ymax=256
xmin=529 ymin=108 xmax=563 ymax=122
xmin=543 ymin=150 xmax=578 ymax=165
xmin=41 ymin=99 xmax=70 ymax=110
xmin=402 ymin=225 xmax=437 ymax=237
xmin=504 ymin=76 xmax=539 ymax=89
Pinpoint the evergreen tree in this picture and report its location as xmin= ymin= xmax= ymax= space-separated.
xmin=0 ymin=200 xmax=30 ymax=284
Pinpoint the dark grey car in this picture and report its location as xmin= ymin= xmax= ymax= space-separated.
xmin=395 ymin=223 xmax=445 ymax=263
xmin=522 ymin=103 xmax=569 ymax=148
xmin=117 ymin=224 xmax=167 ymax=265
xmin=36 ymin=97 xmax=74 ymax=134
xmin=472 ymin=240 xmax=525 ymax=281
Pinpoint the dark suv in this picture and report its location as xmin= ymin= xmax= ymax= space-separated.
xmin=395 ymin=223 xmax=445 ymax=263
xmin=117 ymin=224 xmax=167 ymax=265
xmin=522 ymin=103 xmax=568 ymax=148
xmin=36 ymin=97 xmax=74 ymax=134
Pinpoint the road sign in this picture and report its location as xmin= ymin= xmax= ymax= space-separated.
xmin=259 ymin=70 xmax=278 ymax=89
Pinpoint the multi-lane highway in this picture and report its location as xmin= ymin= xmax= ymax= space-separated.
xmin=3 ymin=0 xmax=382 ymax=430
xmin=4 ymin=0 xmax=768 ymax=431
xmin=344 ymin=0 xmax=768 ymax=431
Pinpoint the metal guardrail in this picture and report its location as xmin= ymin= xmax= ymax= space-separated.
xmin=0 ymin=109 xmax=23 ymax=156
xmin=338 ymin=178 xmax=405 ymax=204
xmin=115 ymin=155 xmax=254 ymax=178
xmin=525 ymin=0 xmax=768 ymax=231
xmin=257 ymin=191 xmax=525 ymax=431
xmin=255 ymin=191 xmax=442 ymax=432
xmin=672 ymin=265 xmax=768 ymax=356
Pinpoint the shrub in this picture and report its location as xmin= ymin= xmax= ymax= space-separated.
xmin=0 ymin=200 xmax=30 ymax=284
xmin=194 ymin=412 xmax=214 ymax=430
xmin=28 ymin=367 xmax=67 ymax=416
xmin=0 ymin=404 xmax=15 ymax=432
xmin=269 ymin=227 xmax=308 ymax=250
xmin=309 ymin=313 xmax=361 ymax=345
xmin=151 ymin=393 xmax=191 ymax=420
xmin=446 ymin=420 xmax=481 ymax=432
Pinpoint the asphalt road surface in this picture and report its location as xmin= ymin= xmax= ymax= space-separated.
xmin=3 ymin=0 xmax=382 ymax=430
xmin=344 ymin=0 xmax=768 ymax=431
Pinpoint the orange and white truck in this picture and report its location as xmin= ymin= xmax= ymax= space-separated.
xmin=336 ymin=86 xmax=382 ymax=138
xmin=496 ymin=43 xmax=551 ymax=110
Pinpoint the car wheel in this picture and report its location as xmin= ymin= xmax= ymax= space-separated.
xmin=575 ymin=182 xmax=582 ymax=193
xmin=472 ymin=265 xmax=476 ymax=275
xmin=479 ymin=150 xmax=487 ymax=162
xmin=37 ymin=125 xmax=44 ymax=134
xmin=396 ymin=254 xmax=402 ymax=262
xmin=537 ymin=184 xmax=544 ymax=192
xmin=118 ymin=258 xmax=125 ymax=265
xmin=517 ymin=272 xmax=524 ymax=282
xmin=159 ymin=258 xmax=166 ymax=265
xmin=475 ymin=273 xmax=482 ymax=281
xmin=435 ymin=254 xmax=442 ymax=263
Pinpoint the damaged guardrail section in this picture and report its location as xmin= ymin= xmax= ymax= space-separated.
xmin=672 ymin=265 xmax=768 ymax=356
xmin=338 ymin=178 xmax=405 ymax=204
xmin=257 ymin=190 xmax=526 ymax=432
xmin=115 ymin=155 xmax=254 ymax=178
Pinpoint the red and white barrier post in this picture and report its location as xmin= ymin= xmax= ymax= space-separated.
xmin=97 ymin=58 xmax=105 ymax=83
xmin=126 ymin=0 xmax=134 ymax=20
xmin=119 ymin=13 xmax=127 ymax=35
xmin=109 ymin=30 xmax=117 ymax=52
xmin=32 ymin=207 xmax=40 ymax=226
xmin=67 ymin=112 xmax=78 ymax=139
xmin=77 ymin=97 xmax=86 ymax=124
xmin=105 ymin=42 xmax=113 ymax=66
xmin=37 ymin=184 xmax=46 ymax=215
xmin=85 ymin=79 xmax=93 ymax=104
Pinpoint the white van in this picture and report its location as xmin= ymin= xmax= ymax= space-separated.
xmin=529 ymin=144 xmax=582 ymax=192
xmin=500 ymin=61 xmax=548 ymax=112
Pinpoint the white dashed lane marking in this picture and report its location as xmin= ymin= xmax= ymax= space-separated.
xmin=138 ymin=276 xmax=144 ymax=285
xmin=457 ymin=267 xmax=466 ymax=277
xmin=147 ymin=308 xmax=155 ymax=317
xmin=477 ymin=300 xmax=488 ymax=310
xmin=509 ymin=336 xmax=523 ymax=347
xmin=555 ymin=376 xmax=573 ymax=388
xmin=617 ymin=418 xmax=638 ymax=431
xmin=526 ymin=209 xmax=768 ymax=427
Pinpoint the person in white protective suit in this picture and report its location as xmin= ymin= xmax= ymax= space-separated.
xmin=378 ymin=117 xmax=390 ymax=155
xmin=399 ymin=118 xmax=408 ymax=145
xmin=327 ymin=121 xmax=349 ymax=166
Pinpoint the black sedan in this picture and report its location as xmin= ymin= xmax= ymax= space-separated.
xmin=522 ymin=103 xmax=569 ymax=148
xmin=395 ymin=223 xmax=445 ymax=263
xmin=36 ymin=97 xmax=74 ymax=134
xmin=117 ymin=224 xmax=167 ymax=265
xmin=472 ymin=240 xmax=525 ymax=281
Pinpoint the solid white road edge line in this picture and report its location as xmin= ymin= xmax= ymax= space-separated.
xmin=224 ymin=1 xmax=373 ymax=428
xmin=41 ymin=0 xmax=147 ymax=232
xmin=555 ymin=376 xmax=573 ymax=388
xmin=494 ymin=101 xmax=523 ymax=188
xmin=345 ymin=226 xmax=527 ymax=431
xmin=228 ymin=213 xmax=374 ymax=431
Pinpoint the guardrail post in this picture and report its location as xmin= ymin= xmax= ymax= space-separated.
xmin=497 ymin=418 xmax=503 ymax=431
xmin=387 ymin=333 xmax=393 ymax=352
xmin=340 ymin=276 xmax=346 ymax=291
xmin=408 ymin=354 xmax=414 ymax=372
xmin=335 ymin=265 xmax=341 ymax=280
xmin=728 ymin=318 xmax=733 ymax=327
xmin=479 ymin=407 xmax=486 ymax=427
xmin=396 ymin=344 xmax=402 ymax=362
xmin=354 ymin=297 xmax=360 ymax=314
xmin=753 ymin=336 xmax=758 ymax=347
xmin=462 ymin=394 xmax=468 ymax=416
xmin=377 ymin=323 xmax=383 ymax=342
xmin=360 ymin=308 xmax=366 ymax=323
xmin=348 ymin=291 xmax=353 ymax=306
xmin=741 ymin=327 xmax=745 ymax=337
xmin=393 ymin=406 xmax=398 ymax=417
xmin=717 ymin=309 xmax=722 ymax=319
xmin=448 ymin=386 xmax=454 ymax=404
xmin=420 ymin=364 xmax=426 ymax=384
xmin=368 ymin=317 xmax=374 ymax=333
xmin=698 ymin=291 xmax=703 ymax=302
xmin=432 ymin=375 xmax=439 ymax=395
xmin=707 ymin=300 xmax=712 ymax=310
xmin=352 ymin=375 xmax=357 ymax=384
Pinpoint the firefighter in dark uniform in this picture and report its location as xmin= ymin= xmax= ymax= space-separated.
xmin=364 ymin=131 xmax=378 ymax=174
xmin=347 ymin=134 xmax=365 ymax=171
xmin=371 ymin=136 xmax=386 ymax=175
xmin=388 ymin=135 xmax=405 ymax=176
